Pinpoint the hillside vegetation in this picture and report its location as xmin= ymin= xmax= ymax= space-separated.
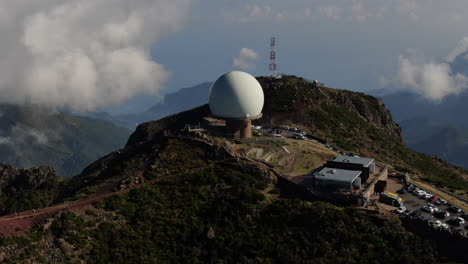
xmin=0 ymin=75 xmax=466 ymax=263
xmin=255 ymin=76 xmax=468 ymax=193
xmin=0 ymin=139 xmax=437 ymax=264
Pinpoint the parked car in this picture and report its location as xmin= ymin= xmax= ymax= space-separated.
xmin=435 ymin=199 xmax=447 ymax=205
xmin=448 ymin=206 xmax=462 ymax=213
xmin=434 ymin=210 xmax=450 ymax=219
xmin=418 ymin=192 xmax=428 ymax=199
xmin=447 ymin=218 xmax=463 ymax=227
xmin=455 ymin=217 xmax=465 ymax=225
xmin=421 ymin=206 xmax=435 ymax=213
xmin=433 ymin=220 xmax=442 ymax=228
xmin=402 ymin=209 xmax=412 ymax=217
xmin=429 ymin=195 xmax=440 ymax=202
xmin=272 ymin=133 xmax=283 ymax=138
xmin=292 ymin=133 xmax=306 ymax=140
xmin=427 ymin=203 xmax=436 ymax=208
xmin=423 ymin=193 xmax=433 ymax=200
xmin=397 ymin=188 xmax=406 ymax=194
xmin=288 ymin=127 xmax=298 ymax=132
xmin=441 ymin=223 xmax=450 ymax=230
xmin=460 ymin=213 xmax=468 ymax=221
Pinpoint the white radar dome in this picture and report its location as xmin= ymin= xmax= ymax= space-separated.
xmin=208 ymin=71 xmax=264 ymax=119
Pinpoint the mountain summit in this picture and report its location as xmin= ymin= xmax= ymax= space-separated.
xmin=0 ymin=75 xmax=466 ymax=263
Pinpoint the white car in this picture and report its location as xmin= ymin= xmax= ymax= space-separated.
xmin=436 ymin=199 xmax=447 ymax=205
xmin=440 ymin=223 xmax=450 ymax=230
xmin=424 ymin=193 xmax=433 ymax=199
xmin=421 ymin=206 xmax=434 ymax=213
xmin=433 ymin=220 xmax=442 ymax=228
xmin=455 ymin=217 xmax=466 ymax=225
xmin=394 ymin=206 xmax=407 ymax=214
xmin=272 ymin=133 xmax=283 ymax=138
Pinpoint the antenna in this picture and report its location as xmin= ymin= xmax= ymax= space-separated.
xmin=269 ymin=37 xmax=277 ymax=76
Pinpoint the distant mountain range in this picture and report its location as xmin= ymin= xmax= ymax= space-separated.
xmin=0 ymin=104 xmax=131 ymax=177
xmin=378 ymin=90 xmax=468 ymax=169
xmin=104 ymin=82 xmax=211 ymax=128
xmin=399 ymin=117 xmax=468 ymax=168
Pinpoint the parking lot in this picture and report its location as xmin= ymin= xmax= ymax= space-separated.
xmin=259 ymin=125 xmax=468 ymax=234
xmin=398 ymin=185 xmax=467 ymax=233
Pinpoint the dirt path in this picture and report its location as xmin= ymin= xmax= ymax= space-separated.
xmin=0 ymin=155 xmax=240 ymax=238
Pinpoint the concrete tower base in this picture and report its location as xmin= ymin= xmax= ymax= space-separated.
xmin=225 ymin=119 xmax=252 ymax=139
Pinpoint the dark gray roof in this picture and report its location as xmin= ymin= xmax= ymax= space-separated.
xmin=334 ymin=155 xmax=374 ymax=167
xmin=315 ymin=167 xmax=362 ymax=184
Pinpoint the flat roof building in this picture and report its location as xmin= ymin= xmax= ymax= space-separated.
xmin=314 ymin=167 xmax=362 ymax=193
xmin=333 ymin=155 xmax=376 ymax=173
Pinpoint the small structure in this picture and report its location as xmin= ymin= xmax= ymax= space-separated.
xmin=325 ymin=155 xmax=375 ymax=184
xmin=208 ymin=71 xmax=264 ymax=139
xmin=314 ymin=167 xmax=362 ymax=193
xmin=333 ymin=156 xmax=375 ymax=172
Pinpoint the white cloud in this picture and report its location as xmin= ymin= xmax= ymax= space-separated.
xmin=396 ymin=0 xmax=418 ymax=21
xmin=396 ymin=40 xmax=468 ymax=101
xmin=318 ymin=5 xmax=341 ymax=21
xmin=0 ymin=124 xmax=50 ymax=146
xmin=0 ymin=0 xmax=191 ymax=112
xmin=447 ymin=37 xmax=468 ymax=62
xmin=233 ymin=48 xmax=259 ymax=70
xmin=248 ymin=4 xmax=272 ymax=18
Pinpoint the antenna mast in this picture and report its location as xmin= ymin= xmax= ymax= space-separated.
xmin=269 ymin=37 xmax=277 ymax=76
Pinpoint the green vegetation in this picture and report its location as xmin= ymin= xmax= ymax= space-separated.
xmin=1 ymin=164 xmax=437 ymax=263
xmin=1 ymin=164 xmax=436 ymax=263
xmin=254 ymin=76 xmax=468 ymax=192
xmin=1 ymin=178 xmax=62 ymax=214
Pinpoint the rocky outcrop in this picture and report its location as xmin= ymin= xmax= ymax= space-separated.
xmin=0 ymin=164 xmax=59 ymax=215
xmin=256 ymin=76 xmax=403 ymax=143
xmin=333 ymin=90 xmax=403 ymax=142
xmin=0 ymin=164 xmax=57 ymax=191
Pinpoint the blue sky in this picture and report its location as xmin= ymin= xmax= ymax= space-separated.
xmin=1 ymin=0 xmax=468 ymax=113
xmin=153 ymin=0 xmax=468 ymax=95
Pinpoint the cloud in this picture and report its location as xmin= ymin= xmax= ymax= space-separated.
xmin=233 ymin=48 xmax=259 ymax=70
xmin=447 ymin=37 xmax=468 ymax=62
xmin=247 ymin=4 xmax=272 ymax=18
xmin=318 ymin=5 xmax=341 ymax=21
xmin=0 ymin=0 xmax=191 ymax=112
xmin=396 ymin=0 xmax=418 ymax=21
xmin=395 ymin=40 xmax=468 ymax=101
xmin=0 ymin=124 xmax=50 ymax=146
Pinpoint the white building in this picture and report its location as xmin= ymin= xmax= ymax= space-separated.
xmin=314 ymin=167 xmax=362 ymax=193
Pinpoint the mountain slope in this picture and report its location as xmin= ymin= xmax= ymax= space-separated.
xmin=401 ymin=117 xmax=468 ymax=168
xmin=0 ymin=104 xmax=131 ymax=177
xmin=0 ymin=164 xmax=61 ymax=215
xmin=378 ymin=91 xmax=468 ymax=169
xmin=0 ymin=136 xmax=439 ymax=264
xmin=1 ymin=75 xmax=468 ymax=263
xmin=114 ymin=82 xmax=211 ymax=128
